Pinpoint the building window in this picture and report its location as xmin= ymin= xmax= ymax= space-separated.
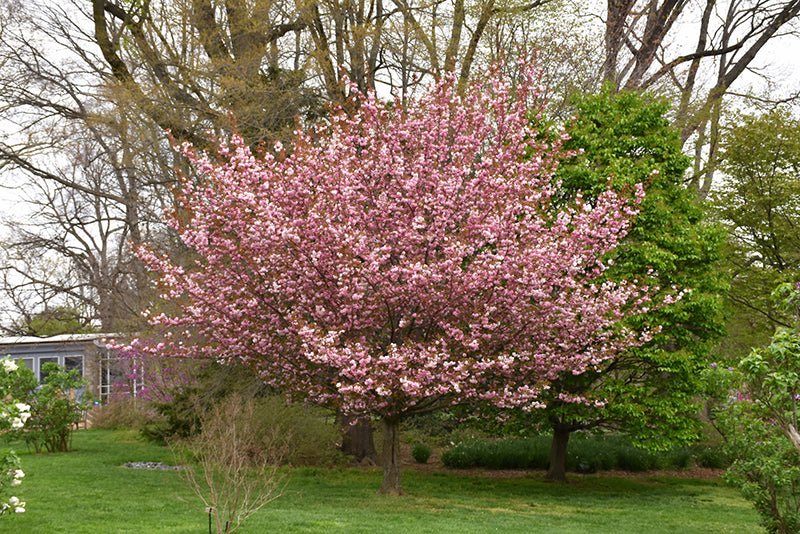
xmin=12 ymin=354 xmax=85 ymax=382
xmin=38 ymin=357 xmax=60 ymax=381
xmin=64 ymin=356 xmax=84 ymax=375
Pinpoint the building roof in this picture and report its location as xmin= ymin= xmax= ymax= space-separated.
xmin=0 ymin=333 xmax=123 ymax=346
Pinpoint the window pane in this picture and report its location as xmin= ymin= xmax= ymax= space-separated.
xmin=38 ymin=357 xmax=60 ymax=382
xmin=64 ymin=356 xmax=83 ymax=376
xmin=13 ymin=358 xmax=34 ymax=370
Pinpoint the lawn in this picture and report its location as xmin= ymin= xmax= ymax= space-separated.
xmin=2 ymin=430 xmax=762 ymax=533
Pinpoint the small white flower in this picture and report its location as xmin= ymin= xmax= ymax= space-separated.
xmin=8 ymin=496 xmax=19 ymax=506
xmin=10 ymin=479 xmax=21 ymax=486
xmin=14 ymin=403 xmax=30 ymax=413
xmin=14 ymin=506 xmax=25 ymax=513
xmin=14 ymin=469 xmax=24 ymax=479
xmin=10 ymin=418 xmax=24 ymax=430
xmin=1 ymin=359 xmax=17 ymax=372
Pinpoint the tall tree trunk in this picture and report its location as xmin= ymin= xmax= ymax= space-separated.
xmin=380 ymin=417 xmax=402 ymax=495
xmin=547 ymin=426 xmax=571 ymax=482
xmin=340 ymin=414 xmax=377 ymax=463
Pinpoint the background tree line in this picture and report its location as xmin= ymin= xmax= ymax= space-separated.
xmin=1 ymin=0 xmax=798 ymax=329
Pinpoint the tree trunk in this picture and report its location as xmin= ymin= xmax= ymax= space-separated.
xmin=340 ymin=414 xmax=377 ymax=464
xmin=785 ymin=423 xmax=800 ymax=454
xmin=546 ymin=426 xmax=571 ymax=482
xmin=379 ymin=418 xmax=402 ymax=495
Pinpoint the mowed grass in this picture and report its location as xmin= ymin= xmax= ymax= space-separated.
xmin=2 ymin=430 xmax=762 ymax=533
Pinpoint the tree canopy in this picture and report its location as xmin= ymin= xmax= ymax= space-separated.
xmin=519 ymin=89 xmax=727 ymax=480
xmin=129 ymin=66 xmax=658 ymax=494
xmin=713 ymin=110 xmax=800 ymax=360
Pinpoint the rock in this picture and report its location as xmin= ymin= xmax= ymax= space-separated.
xmin=122 ymin=461 xmax=183 ymax=471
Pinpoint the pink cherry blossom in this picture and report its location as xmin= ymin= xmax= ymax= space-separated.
xmin=130 ymin=62 xmax=656 ymax=493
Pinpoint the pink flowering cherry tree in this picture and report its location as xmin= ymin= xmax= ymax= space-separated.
xmin=134 ymin=64 xmax=655 ymax=494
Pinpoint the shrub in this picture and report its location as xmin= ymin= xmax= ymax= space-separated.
xmin=442 ymin=437 xmax=550 ymax=470
xmin=147 ymin=393 xmax=345 ymax=467
xmin=172 ymin=395 xmax=286 ymax=534
xmin=693 ymin=445 xmax=729 ymax=469
xmin=0 ymin=357 xmax=31 ymax=516
xmin=405 ymin=412 xmax=462 ymax=444
xmin=567 ymin=435 xmax=617 ymax=473
xmin=411 ymin=443 xmax=432 ymax=464
xmin=615 ymin=446 xmax=657 ymax=472
xmin=441 ymin=440 xmax=482 ymax=469
xmin=140 ymin=361 xmax=270 ymax=444
xmin=140 ymin=388 xmax=203 ymax=444
xmin=5 ymin=362 xmax=89 ymax=453
xmin=139 ymin=362 xmax=345 ymax=466
xmin=442 ymin=434 xmax=702 ymax=472
xmin=665 ymin=448 xmax=693 ymax=469
xmin=255 ymin=397 xmax=345 ymax=467
xmin=90 ymin=397 xmax=155 ymax=431
xmin=706 ymin=283 xmax=800 ymax=533
xmin=720 ymin=401 xmax=800 ymax=534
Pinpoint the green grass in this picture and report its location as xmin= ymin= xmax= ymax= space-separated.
xmin=2 ymin=430 xmax=762 ymax=533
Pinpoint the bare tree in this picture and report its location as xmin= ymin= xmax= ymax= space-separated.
xmin=600 ymin=0 xmax=800 ymax=197
xmin=0 ymin=1 xmax=173 ymax=329
xmin=91 ymin=0 xmax=319 ymax=147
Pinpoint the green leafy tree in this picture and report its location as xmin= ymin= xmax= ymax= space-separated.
xmin=712 ymin=110 xmax=800 ymax=361
xmin=532 ymin=89 xmax=727 ymax=481
xmin=715 ymin=282 xmax=800 ymax=534
xmin=24 ymin=307 xmax=95 ymax=337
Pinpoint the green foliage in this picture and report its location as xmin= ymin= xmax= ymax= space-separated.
xmin=524 ymin=87 xmax=727 ymax=452
xmin=24 ymin=307 xmax=95 ymax=337
xmin=140 ymin=361 xmax=272 ymax=443
xmin=692 ymin=444 xmax=730 ymax=469
xmin=145 ymin=396 xmax=345 ymax=467
xmin=721 ymin=397 xmax=800 ymax=534
xmin=441 ymin=436 xmax=549 ymax=470
xmin=712 ymin=110 xmax=800 ymax=362
xmin=715 ymin=283 xmax=800 ymax=534
xmin=441 ymin=434 xmax=707 ymax=472
xmin=0 ymin=357 xmax=31 ymax=516
xmin=2 ymin=364 xmax=37 ymax=404
xmin=257 ymin=397 xmax=346 ymax=467
xmin=411 ymin=443 xmax=432 ymax=464
xmin=140 ymin=390 xmax=201 ymax=443
xmin=0 ymin=450 xmax=24 ymax=515
xmin=405 ymin=412 xmax=461 ymax=441
xmin=6 ymin=363 xmax=90 ymax=453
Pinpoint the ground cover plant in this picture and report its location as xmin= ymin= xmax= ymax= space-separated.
xmin=0 ymin=429 xmax=764 ymax=533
